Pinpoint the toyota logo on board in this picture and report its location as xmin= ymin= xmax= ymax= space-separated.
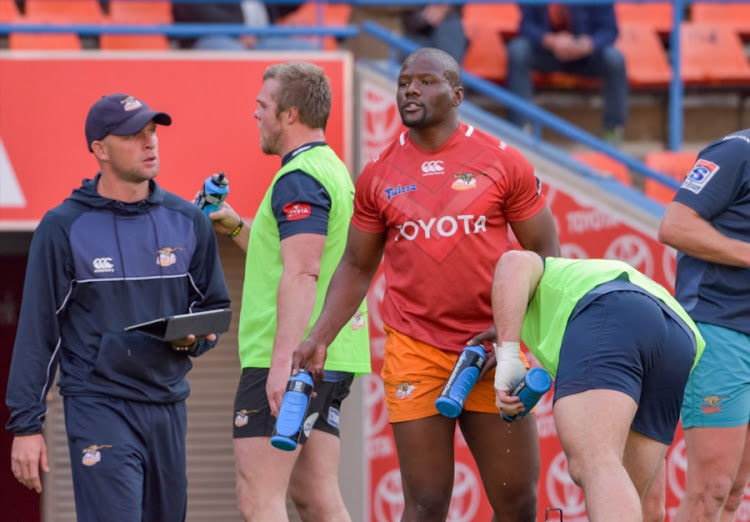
xmin=373 ymin=462 xmax=481 ymax=522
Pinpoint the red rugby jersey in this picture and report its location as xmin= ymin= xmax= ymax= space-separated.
xmin=353 ymin=123 xmax=547 ymax=352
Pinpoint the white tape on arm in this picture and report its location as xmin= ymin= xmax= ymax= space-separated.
xmin=493 ymin=341 xmax=527 ymax=391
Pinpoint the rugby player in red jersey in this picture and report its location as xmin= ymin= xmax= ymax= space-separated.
xmin=293 ymin=47 xmax=560 ymax=521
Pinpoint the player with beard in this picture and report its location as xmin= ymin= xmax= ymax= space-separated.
xmin=205 ymin=61 xmax=371 ymax=522
xmin=292 ymin=48 xmax=560 ymax=521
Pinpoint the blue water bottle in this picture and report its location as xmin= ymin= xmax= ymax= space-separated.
xmin=502 ymin=367 xmax=552 ymax=422
xmin=195 ymin=172 xmax=229 ymax=216
xmin=271 ymin=369 xmax=314 ymax=451
xmin=435 ymin=345 xmax=487 ymax=418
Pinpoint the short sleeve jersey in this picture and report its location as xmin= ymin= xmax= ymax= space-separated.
xmin=353 ymin=123 xmax=547 ymax=351
xmin=672 ymin=130 xmax=750 ymax=334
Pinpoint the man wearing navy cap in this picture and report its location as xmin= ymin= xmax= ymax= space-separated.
xmin=6 ymin=93 xmax=230 ymax=522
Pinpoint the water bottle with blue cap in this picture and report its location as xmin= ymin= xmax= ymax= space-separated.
xmin=502 ymin=367 xmax=552 ymax=422
xmin=271 ymin=369 xmax=314 ymax=451
xmin=195 ymin=172 xmax=229 ymax=216
xmin=435 ymin=344 xmax=487 ymax=418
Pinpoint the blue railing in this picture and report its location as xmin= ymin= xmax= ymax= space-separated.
xmin=0 ymin=23 xmax=358 ymax=38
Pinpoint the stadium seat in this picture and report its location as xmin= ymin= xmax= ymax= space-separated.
xmin=462 ymin=4 xmax=521 ymax=38
xmin=99 ymin=34 xmax=170 ymax=50
xmin=643 ymin=150 xmax=698 ymax=204
xmin=462 ymin=21 xmax=507 ymax=83
xmin=615 ymin=2 xmax=672 ymax=36
xmin=615 ymin=23 xmax=671 ymax=88
xmin=107 ymin=0 xmax=172 ymax=25
xmin=0 ymin=0 xmax=20 ymax=21
xmin=275 ymin=2 xmax=351 ymax=51
xmin=24 ymin=0 xmax=105 ymax=23
xmin=691 ymin=2 xmax=750 ymax=37
xmin=9 ymin=33 xmax=83 ymax=50
xmin=680 ymin=22 xmax=750 ymax=85
xmin=573 ymin=151 xmax=632 ymax=186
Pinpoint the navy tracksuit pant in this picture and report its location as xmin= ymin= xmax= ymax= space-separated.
xmin=64 ymin=396 xmax=187 ymax=522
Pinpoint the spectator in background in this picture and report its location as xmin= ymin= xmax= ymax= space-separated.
xmin=506 ymin=3 xmax=628 ymax=145
xmin=171 ymin=1 xmax=318 ymax=51
xmin=343 ymin=4 xmax=467 ymax=65
xmin=402 ymin=4 xmax=467 ymax=65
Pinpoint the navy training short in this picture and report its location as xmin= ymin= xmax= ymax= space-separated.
xmin=554 ymin=290 xmax=695 ymax=445
xmin=232 ymin=367 xmax=353 ymax=442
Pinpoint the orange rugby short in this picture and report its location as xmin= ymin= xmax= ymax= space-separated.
xmin=381 ymin=324 xmax=529 ymax=423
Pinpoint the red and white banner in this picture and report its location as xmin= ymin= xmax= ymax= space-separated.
xmin=359 ymin=75 xmax=750 ymax=521
xmin=0 ymin=53 xmax=351 ymax=227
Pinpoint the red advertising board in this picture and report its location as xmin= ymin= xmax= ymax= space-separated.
xmin=0 ymin=53 xmax=351 ymax=226
xmin=0 ymin=256 xmax=40 ymax=522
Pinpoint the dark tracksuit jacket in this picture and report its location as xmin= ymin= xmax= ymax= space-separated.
xmin=6 ymin=174 xmax=231 ymax=436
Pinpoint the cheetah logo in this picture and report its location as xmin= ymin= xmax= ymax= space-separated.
xmin=234 ymin=409 xmax=259 ymax=427
xmin=82 ymin=444 xmax=112 ymax=467
xmin=395 ymin=382 xmax=417 ymax=400
xmin=701 ymin=395 xmax=730 ymax=414
xmin=156 ymin=246 xmax=183 ymax=267
xmin=451 ymin=173 xmax=477 ymax=191
xmin=351 ymin=311 xmax=367 ymax=331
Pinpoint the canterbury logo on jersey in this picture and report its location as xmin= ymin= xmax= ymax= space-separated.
xmin=395 ymin=215 xmax=487 ymax=241
xmin=421 ymin=160 xmax=444 ymax=175
xmin=92 ymin=257 xmax=115 ymax=273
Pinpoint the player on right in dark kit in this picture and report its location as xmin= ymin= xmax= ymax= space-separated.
xmin=659 ymin=129 xmax=750 ymax=522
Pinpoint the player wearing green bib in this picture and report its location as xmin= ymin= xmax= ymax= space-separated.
xmin=206 ymin=62 xmax=370 ymax=522
xmin=491 ymin=252 xmax=704 ymax=521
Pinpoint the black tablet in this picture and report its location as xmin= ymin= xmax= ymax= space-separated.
xmin=124 ymin=309 xmax=232 ymax=342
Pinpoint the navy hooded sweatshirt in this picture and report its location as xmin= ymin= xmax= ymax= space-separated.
xmin=6 ymin=174 xmax=231 ymax=435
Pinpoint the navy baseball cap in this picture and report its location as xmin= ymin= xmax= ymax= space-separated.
xmin=85 ymin=93 xmax=172 ymax=152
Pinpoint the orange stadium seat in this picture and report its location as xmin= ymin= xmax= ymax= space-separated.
xmin=462 ymin=3 xmax=521 ymax=38
xmin=24 ymin=0 xmax=105 ymax=23
xmin=107 ymin=0 xmax=172 ymax=24
xmin=643 ymin=150 xmax=698 ymax=204
xmin=0 ymin=0 xmax=20 ymax=21
xmin=691 ymin=2 xmax=750 ymax=36
xmin=462 ymin=22 xmax=507 ymax=82
xmin=9 ymin=33 xmax=83 ymax=50
xmin=99 ymin=34 xmax=170 ymax=50
xmin=615 ymin=23 xmax=671 ymax=88
xmin=574 ymin=151 xmax=632 ymax=186
xmin=615 ymin=2 xmax=672 ymax=36
xmin=275 ymin=2 xmax=351 ymax=51
xmin=680 ymin=22 xmax=750 ymax=85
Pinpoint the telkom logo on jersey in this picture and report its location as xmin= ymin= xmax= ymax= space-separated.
xmin=92 ymin=257 xmax=115 ymax=273
xmin=421 ymin=160 xmax=444 ymax=175
xmin=395 ymin=215 xmax=487 ymax=241
xmin=385 ymin=184 xmax=417 ymax=200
